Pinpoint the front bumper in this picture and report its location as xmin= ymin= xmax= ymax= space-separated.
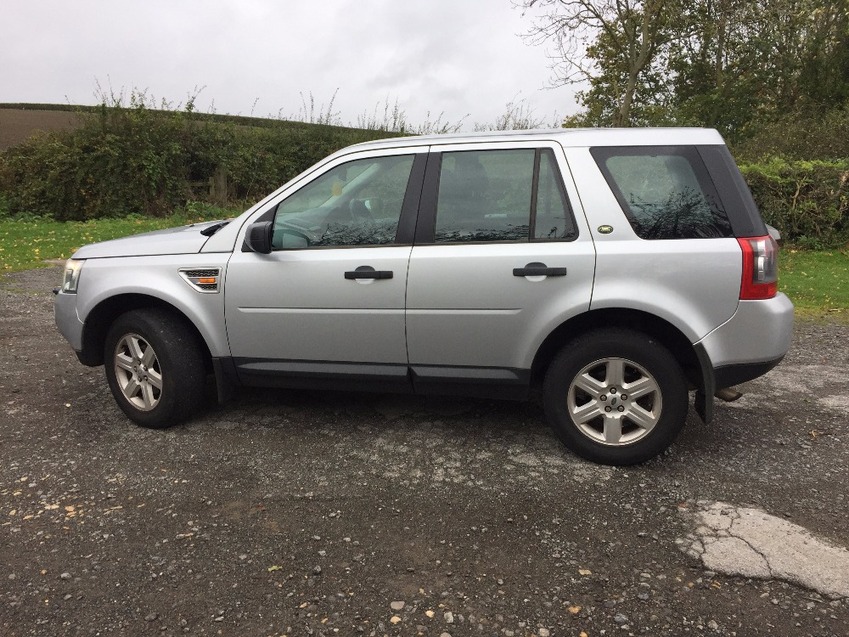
xmin=54 ymin=291 xmax=84 ymax=352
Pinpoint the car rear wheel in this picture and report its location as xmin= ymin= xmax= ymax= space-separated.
xmin=543 ymin=328 xmax=688 ymax=465
xmin=104 ymin=309 xmax=206 ymax=429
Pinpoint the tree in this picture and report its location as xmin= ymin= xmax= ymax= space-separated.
xmin=520 ymin=0 xmax=849 ymax=140
xmin=667 ymin=0 xmax=762 ymax=134
xmin=797 ymin=0 xmax=849 ymax=108
xmin=519 ymin=0 xmax=682 ymax=126
xmin=669 ymin=0 xmax=849 ymax=138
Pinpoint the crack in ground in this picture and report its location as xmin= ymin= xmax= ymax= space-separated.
xmin=679 ymin=500 xmax=849 ymax=599
xmin=728 ymin=514 xmax=776 ymax=578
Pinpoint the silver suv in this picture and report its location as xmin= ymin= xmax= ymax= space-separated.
xmin=54 ymin=128 xmax=793 ymax=465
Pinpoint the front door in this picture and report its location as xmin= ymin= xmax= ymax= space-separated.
xmin=225 ymin=150 xmax=425 ymax=389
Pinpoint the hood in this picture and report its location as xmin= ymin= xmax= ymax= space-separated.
xmin=72 ymin=221 xmax=222 ymax=259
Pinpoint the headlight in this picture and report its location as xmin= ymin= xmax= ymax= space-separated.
xmin=61 ymin=259 xmax=84 ymax=294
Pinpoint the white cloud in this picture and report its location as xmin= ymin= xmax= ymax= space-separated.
xmin=0 ymin=0 xmax=581 ymax=128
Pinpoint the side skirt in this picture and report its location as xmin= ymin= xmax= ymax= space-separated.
xmin=216 ymin=358 xmax=531 ymax=401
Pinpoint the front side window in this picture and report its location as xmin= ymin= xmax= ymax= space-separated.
xmin=591 ymin=147 xmax=733 ymax=240
xmin=433 ymin=148 xmax=576 ymax=243
xmin=272 ymin=154 xmax=414 ymax=249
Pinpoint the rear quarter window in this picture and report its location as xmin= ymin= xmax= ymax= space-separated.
xmin=591 ymin=146 xmax=733 ymax=240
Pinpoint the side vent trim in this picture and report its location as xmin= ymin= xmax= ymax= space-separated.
xmin=179 ymin=268 xmax=221 ymax=293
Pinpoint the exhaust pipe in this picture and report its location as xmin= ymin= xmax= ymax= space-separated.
xmin=715 ymin=387 xmax=743 ymax=402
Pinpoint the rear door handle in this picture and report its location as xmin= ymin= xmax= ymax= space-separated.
xmin=513 ymin=262 xmax=567 ymax=277
xmin=344 ymin=265 xmax=394 ymax=280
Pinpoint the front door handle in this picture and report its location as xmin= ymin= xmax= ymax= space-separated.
xmin=344 ymin=265 xmax=394 ymax=280
xmin=513 ymin=262 xmax=567 ymax=277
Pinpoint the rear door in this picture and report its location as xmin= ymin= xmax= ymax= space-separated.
xmin=405 ymin=141 xmax=596 ymax=395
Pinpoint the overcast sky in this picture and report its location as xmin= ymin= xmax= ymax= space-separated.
xmin=1 ymin=0 xmax=580 ymax=129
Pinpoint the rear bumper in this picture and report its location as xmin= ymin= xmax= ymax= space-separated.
xmin=696 ymin=293 xmax=794 ymax=379
xmin=714 ymin=355 xmax=785 ymax=388
xmin=691 ymin=293 xmax=792 ymax=423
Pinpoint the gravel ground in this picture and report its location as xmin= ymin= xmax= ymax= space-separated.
xmin=1 ymin=267 xmax=847 ymax=637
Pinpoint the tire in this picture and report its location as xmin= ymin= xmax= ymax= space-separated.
xmin=543 ymin=328 xmax=688 ymax=466
xmin=104 ymin=308 xmax=206 ymax=429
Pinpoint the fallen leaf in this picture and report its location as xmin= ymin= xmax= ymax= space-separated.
xmin=267 ymin=565 xmax=282 ymax=572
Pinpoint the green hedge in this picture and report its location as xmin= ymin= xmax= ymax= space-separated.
xmin=741 ymin=159 xmax=849 ymax=248
xmin=733 ymin=106 xmax=849 ymax=162
xmin=1 ymin=105 xmax=847 ymax=248
xmin=0 ymin=103 xmax=393 ymax=221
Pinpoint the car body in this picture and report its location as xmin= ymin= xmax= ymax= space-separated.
xmin=54 ymin=128 xmax=794 ymax=465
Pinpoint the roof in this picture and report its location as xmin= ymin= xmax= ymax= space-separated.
xmin=342 ymin=127 xmax=726 ymax=153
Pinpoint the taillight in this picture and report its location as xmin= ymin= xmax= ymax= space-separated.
xmin=737 ymin=235 xmax=778 ymax=300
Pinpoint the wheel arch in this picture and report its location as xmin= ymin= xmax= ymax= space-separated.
xmin=530 ymin=308 xmax=706 ymax=393
xmin=79 ymin=294 xmax=213 ymax=371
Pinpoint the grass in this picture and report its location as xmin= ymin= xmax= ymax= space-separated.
xmin=1 ymin=218 xmax=846 ymax=320
xmin=779 ymin=248 xmax=849 ymax=321
xmin=0 ymin=208 xmax=238 ymax=273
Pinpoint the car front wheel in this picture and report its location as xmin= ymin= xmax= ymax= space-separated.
xmin=104 ymin=308 xmax=206 ymax=428
xmin=543 ymin=328 xmax=688 ymax=465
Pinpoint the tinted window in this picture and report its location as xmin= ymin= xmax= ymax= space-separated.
xmin=272 ymin=155 xmax=414 ymax=249
xmin=591 ymin=147 xmax=733 ymax=240
xmin=534 ymin=150 xmax=575 ymax=240
xmin=434 ymin=148 xmax=576 ymax=243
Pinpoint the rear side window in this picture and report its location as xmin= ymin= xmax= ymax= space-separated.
xmin=535 ymin=150 xmax=574 ymax=240
xmin=591 ymin=146 xmax=733 ymax=240
xmin=433 ymin=148 xmax=577 ymax=243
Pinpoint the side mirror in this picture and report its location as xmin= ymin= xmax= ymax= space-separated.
xmin=766 ymin=224 xmax=781 ymax=242
xmin=243 ymin=221 xmax=273 ymax=254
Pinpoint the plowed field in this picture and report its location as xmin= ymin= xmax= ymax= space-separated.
xmin=0 ymin=109 xmax=84 ymax=151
